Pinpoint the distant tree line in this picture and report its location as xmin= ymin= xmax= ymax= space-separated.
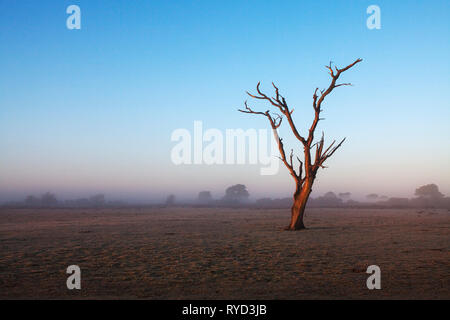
xmin=6 ymin=183 xmax=448 ymax=209
xmin=21 ymin=193 xmax=109 ymax=208
xmin=164 ymin=184 xmax=250 ymax=208
xmin=182 ymin=183 xmax=450 ymax=209
xmin=252 ymin=184 xmax=450 ymax=209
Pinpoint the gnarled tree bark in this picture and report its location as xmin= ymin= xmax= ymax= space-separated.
xmin=239 ymin=59 xmax=362 ymax=230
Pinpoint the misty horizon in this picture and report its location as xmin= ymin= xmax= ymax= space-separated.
xmin=1 ymin=182 xmax=447 ymax=204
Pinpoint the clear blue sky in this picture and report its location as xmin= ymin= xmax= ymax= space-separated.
xmin=1 ymin=0 xmax=449 ymax=202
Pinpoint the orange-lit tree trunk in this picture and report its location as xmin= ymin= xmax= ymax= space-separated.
xmin=289 ymin=180 xmax=311 ymax=230
xmin=239 ymin=59 xmax=362 ymax=230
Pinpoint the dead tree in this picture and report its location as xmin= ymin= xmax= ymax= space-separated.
xmin=239 ymin=59 xmax=362 ymax=230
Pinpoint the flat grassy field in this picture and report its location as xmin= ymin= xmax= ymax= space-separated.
xmin=0 ymin=207 xmax=448 ymax=299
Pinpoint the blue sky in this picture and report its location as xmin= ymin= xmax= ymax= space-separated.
xmin=1 ymin=0 xmax=449 ymax=202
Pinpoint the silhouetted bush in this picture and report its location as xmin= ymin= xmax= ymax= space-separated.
xmin=222 ymin=184 xmax=250 ymax=204
xmin=40 ymin=192 xmax=58 ymax=207
xmin=415 ymin=184 xmax=444 ymax=199
xmin=338 ymin=192 xmax=351 ymax=200
xmin=366 ymin=193 xmax=379 ymax=201
xmin=89 ymin=194 xmax=105 ymax=206
xmin=197 ymin=191 xmax=213 ymax=204
xmin=165 ymin=194 xmax=176 ymax=207
xmin=309 ymin=192 xmax=343 ymax=207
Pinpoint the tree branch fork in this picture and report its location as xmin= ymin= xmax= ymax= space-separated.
xmin=238 ymin=58 xmax=362 ymax=186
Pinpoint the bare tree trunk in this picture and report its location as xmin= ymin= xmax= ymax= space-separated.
xmin=287 ymin=181 xmax=313 ymax=230
xmin=239 ymin=59 xmax=362 ymax=231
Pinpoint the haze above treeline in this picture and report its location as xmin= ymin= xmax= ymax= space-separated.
xmin=2 ymin=183 xmax=449 ymax=210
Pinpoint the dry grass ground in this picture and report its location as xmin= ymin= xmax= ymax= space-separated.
xmin=0 ymin=207 xmax=448 ymax=299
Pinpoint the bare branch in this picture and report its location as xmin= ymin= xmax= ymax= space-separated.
xmin=239 ymin=99 xmax=300 ymax=180
xmin=325 ymin=61 xmax=334 ymax=77
xmin=296 ymin=156 xmax=304 ymax=182
xmin=307 ymin=58 xmax=362 ymax=146
xmin=313 ymin=88 xmax=319 ymax=109
xmin=276 ymin=137 xmax=299 ymax=180
xmin=314 ymin=131 xmax=325 ymax=164
xmin=318 ymin=137 xmax=346 ymax=168
xmin=321 ymin=140 xmax=336 ymax=157
xmin=247 ymin=82 xmax=308 ymax=146
xmin=336 ymin=58 xmax=363 ymax=73
xmin=238 ymin=101 xmax=267 ymax=116
xmin=334 ymin=83 xmax=353 ymax=88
